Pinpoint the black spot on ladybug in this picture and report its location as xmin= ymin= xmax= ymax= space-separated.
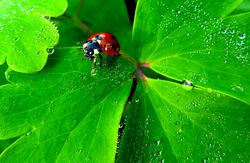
xmin=112 ymin=44 xmax=118 ymax=50
xmin=110 ymin=35 xmax=116 ymax=40
xmin=95 ymin=35 xmax=103 ymax=40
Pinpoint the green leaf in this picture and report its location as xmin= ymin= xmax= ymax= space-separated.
xmin=0 ymin=63 xmax=8 ymax=85
xmin=0 ymin=138 xmax=16 ymax=154
xmin=231 ymin=0 xmax=250 ymax=14
xmin=66 ymin=0 xmax=130 ymax=33
xmin=0 ymin=0 xmax=67 ymax=73
xmin=2 ymin=0 xmax=249 ymax=162
xmin=56 ymin=83 xmax=130 ymax=162
xmin=0 ymin=48 xmax=133 ymax=162
xmin=133 ymin=0 xmax=250 ymax=104
xmin=117 ymin=82 xmax=177 ymax=163
xmin=118 ymin=79 xmax=250 ymax=162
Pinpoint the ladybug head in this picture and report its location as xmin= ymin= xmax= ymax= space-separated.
xmin=83 ymin=40 xmax=102 ymax=58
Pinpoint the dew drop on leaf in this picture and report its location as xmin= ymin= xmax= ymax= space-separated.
xmin=202 ymin=157 xmax=209 ymax=163
xmin=154 ymin=140 xmax=160 ymax=146
xmin=156 ymin=151 xmax=162 ymax=156
xmin=237 ymin=41 xmax=245 ymax=46
xmin=159 ymin=159 xmax=165 ymax=163
xmin=231 ymin=84 xmax=244 ymax=92
xmin=47 ymin=48 xmax=54 ymax=55
xmin=238 ymin=33 xmax=246 ymax=40
xmin=77 ymin=149 xmax=82 ymax=154
xmin=26 ymin=132 xmax=31 ymax=136
xmin=175 ymin=121 xmax=180 ymax=125
xmin=182 ymin=80 xmax=193 ymax=87
xmin=134 ymin=97 xmax=140 ymax=103
xmin=119 ymin=122 xmax=124 ymax=129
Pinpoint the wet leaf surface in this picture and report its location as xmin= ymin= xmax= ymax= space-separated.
xmin=0 ymin=48 xmax=132 ymax=162
xmin=133 ymin=0 xmax=250 ymax=104
xmin=0 ymin=0 xmax=67 ymax=73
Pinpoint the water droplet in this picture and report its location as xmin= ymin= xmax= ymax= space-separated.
xmin=78 ymin=149 xmax=82 ymax=154
xmin=208 ymin=143 xmax=214 ymax=149
xmin=26 ymin=132 xmax=31 ymax=136
xmin=182 ymin=80 xmax=193 ymax=87
xmin=202 ymin=157 xmax=209 ymax=163
xmin=119 ymin=122 xmax=123 ymax=129
xmin=238 ymin=33 xmax=246 ymax=39
xmin=47 ymin=48 xmax=54 ymax=55
xmin=175 ymin=121 xmax=180 ymax=125
xmin=154 ymin=140 xmax=160 ymax=146
xmin=231 ymin=84 xmax=244 ymax=92
xmin=159 ymin=159 xmax=165 ymax=163
xmin=237 ymin=41 xmax=245 ymax=46
xmin=156 ymin=151 xmax=162 ymax=156
xmin=134 ymin=97 xmax=140 ymax=103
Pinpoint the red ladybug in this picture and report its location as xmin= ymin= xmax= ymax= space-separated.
xmin=82 ymin=33 xmax=120 ymax=62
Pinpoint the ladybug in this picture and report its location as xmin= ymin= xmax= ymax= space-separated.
xmin=82 ymin=32 xmax=120 ymax=62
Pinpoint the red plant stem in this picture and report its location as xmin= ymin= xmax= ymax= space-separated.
xmin=72 ymin=17 xmax=94 ymax=35
xmin=120 ymin=51 xmax=137 ymax=66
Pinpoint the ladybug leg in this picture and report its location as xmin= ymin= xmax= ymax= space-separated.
xmin=99 ymin=54 xmax=103 ymax=62
xmin=93 ymin=57 xmax=97 ymax=65
xmin=92 ymin=52 xmax=99 ymax=66
xmin=97 ymin=54 xmax=104 ymax=66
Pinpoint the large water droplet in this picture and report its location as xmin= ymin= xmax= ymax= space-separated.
xmin=238 ymin=33 xmax=246 ymax=40
xmin=182 ymin=80 xmax=193 ymax=87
